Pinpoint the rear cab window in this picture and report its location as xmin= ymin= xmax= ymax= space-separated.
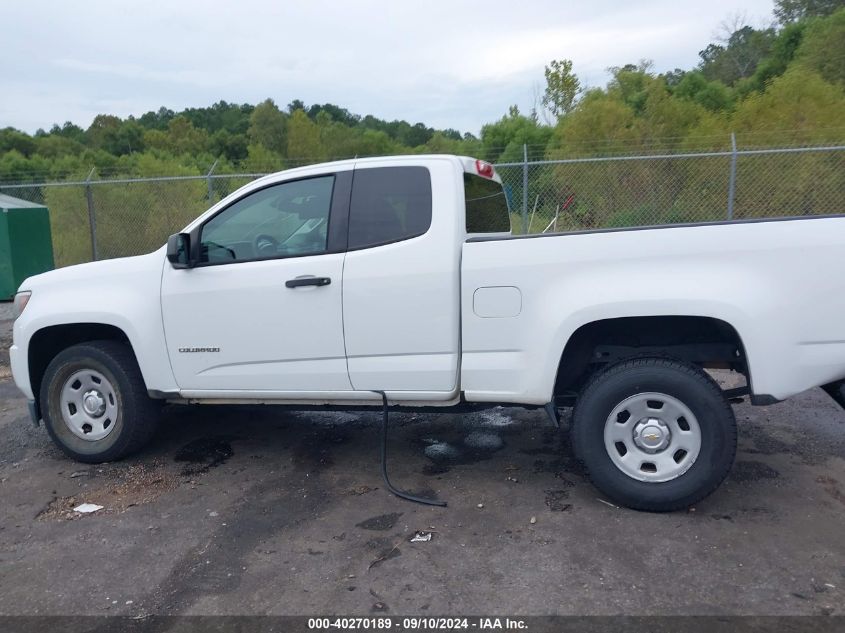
xmin=464 ymin=172 xmax=511 ymax=234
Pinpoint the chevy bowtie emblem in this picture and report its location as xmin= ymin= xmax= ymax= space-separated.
xmin=644 ymin=433 xmax=660 ymax=441
xmin=178 ymin=347 xmax=220 ymax=353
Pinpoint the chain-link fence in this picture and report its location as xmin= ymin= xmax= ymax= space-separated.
xmin=1 ymin=143 xmax=843 ymax=267
xmin=499 ymin=143 xmax=845 ymax=234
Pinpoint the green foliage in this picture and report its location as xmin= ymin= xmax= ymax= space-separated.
xmin=480 ymin=106 xmax=552 ymax=162
xmin=775 ymin=0 xmax=845 ymax=23
xmin=549 ymin=90 xmax=638 ymax=155
xmin=743 ymin=21 xmax=807 ymax=93
xmin=43 ymin=185 xmax=92 ymax=266
xmin=674 ymin=72 xmax=734 ymax=111
xmin=182 ymin=101 xmax=254 ymax=135
xmin=699 ymin=26 xmax=775 ymax=85
xmin=542 ymin=59 xmax=581 ymax=119
xmin=248 ymin=99 xmax=287 ymax=154
xmin=0 ymin=128 xmax=37 ymax=157
xmin=286 ymin=109 xmax=325 ymax=162
xmin=731 ymin=67 xmax=845 ymax=142
xmin=796 ymin=7 xmax=845 ymax=84
xmin=242 ymin=143 xmax=284 ymax=173
xmin=607 ymin=61 xmax=655 ymax=114
xmin=210 ymin=130 xmax=249 ymax=162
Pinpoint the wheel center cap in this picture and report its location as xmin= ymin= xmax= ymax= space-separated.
xmin=82 ymin=390 xmax=106 ymax=417
xmin=633 ymin=418 xmax=671 ymax=453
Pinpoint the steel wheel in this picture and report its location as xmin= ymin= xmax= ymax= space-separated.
xmin=59 ymin=369 xmax=119 ymax=441
xmin=603 ymin=391 xmax=702 ymax=483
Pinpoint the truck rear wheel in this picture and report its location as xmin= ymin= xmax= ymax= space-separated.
xmin=571 ymin=357 xmax=736 ymax=512
xmin=40 ymin=341 xmax=160 ymax=463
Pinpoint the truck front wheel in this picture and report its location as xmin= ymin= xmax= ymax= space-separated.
xmin=571 ymin=357 xmax=737 ymax=512
xmin=40 ymin=341 xmax=160 ymax=463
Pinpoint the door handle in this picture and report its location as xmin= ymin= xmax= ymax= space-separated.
xmin=285 ymin=276 xmax=331 ymax=288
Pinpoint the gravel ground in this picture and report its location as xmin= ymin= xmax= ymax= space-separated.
xmin=0 ymin=302 xmax=13 ymax=377
xmin=0 ymin=314 xmax=843 ymax=617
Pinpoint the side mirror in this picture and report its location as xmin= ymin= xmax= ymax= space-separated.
xmin=166 ymin=233 xmax=192 ymax=269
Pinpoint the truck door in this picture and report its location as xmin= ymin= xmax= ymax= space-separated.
xmin=342 ymin=159 xmax=461 ymax=395
xmin=161 ymin=171 xmax=353 ymax=393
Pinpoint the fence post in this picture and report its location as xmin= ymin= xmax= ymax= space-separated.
xmin=85 ymin=167 xmax=98 ymax=261
xmin=207 ymin=158 xmax=219 ymax=204
xmin=522 ymin=144 xmax=529 ymax=233
xmin=727 ymin=132 xmax=737 ymax=220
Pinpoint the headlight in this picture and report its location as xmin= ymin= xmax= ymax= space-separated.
xmin=13 ymin=291 xmax=31 ymax=318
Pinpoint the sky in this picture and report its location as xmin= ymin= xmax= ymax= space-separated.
xmin=2 ymin=0 xmax=777 ymax=136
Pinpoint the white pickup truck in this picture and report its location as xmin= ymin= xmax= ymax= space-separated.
xmin=10 ymin=154 xmax=845 ymax=511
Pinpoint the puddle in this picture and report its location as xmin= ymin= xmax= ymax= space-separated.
xmin=174 ymin=436 xmax=234 ymax=475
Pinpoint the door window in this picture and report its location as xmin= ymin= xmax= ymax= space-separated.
xmin=200 ymin=176 xmax=335 ymax=263
xmin=348 ymin=166 xmax=432 ymax=249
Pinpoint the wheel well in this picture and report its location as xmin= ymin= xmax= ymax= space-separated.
xmin=554 ymin=316 xmax=748 ymax=398
xmin=28 ymin=324 xmax=131 ymax=400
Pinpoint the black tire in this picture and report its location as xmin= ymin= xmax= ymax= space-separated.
xmin=40 ymin=340 xmax=160 ymax=463
xmin=571 ymin=357 xmax=736 ymax=512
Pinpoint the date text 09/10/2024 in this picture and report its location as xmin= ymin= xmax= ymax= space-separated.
xmin=307 ymin=617 xmax=528 ymax=630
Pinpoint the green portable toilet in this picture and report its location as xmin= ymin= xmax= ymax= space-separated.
xmin=0 ymin=193 xmax=55 ymax=300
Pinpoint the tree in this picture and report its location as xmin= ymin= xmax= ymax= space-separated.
xmin=210 ymin=130 xmax=249 ymax=162
xmin=400 ymin=122 xmax=434 ymax=147
xmin=662 ymin=68 xmax=687 ymax=88
xmin=181 ymin=100 xmax=253 ymax=134
xmin=287 ymin=99 xmax=306 ymax=114
xmin=775 ymin=0 xmax=845 ymax=23
xmin=607 ymin=60 xmax=655 ymax=114
xmin=674 ymin=71 xmax=734 ymax=111
xmin=542 ymin=59 xmax=581 ymax=120
xmin=699 ymin=23 xmax=775 ymax=85
xmin=243 ymin=143 xmax=283 ymax=173
xmin=480 ymin=105 xmax=552 ymax=162
xmin=85 ymin=115 xmax=122 ymax=152
xmin=50 ymin=122 xmax=86 ymax=143
xmin=143 ymin=116 xmax=208 ymax=156
xmin=138 ymin=106 xmax=175 ymax=131
xmin=286 ymin=109 xmax=325 ymax=162
xmin=307 ymin=103 xmax=360 ymax=127
xmin=33 ymin=134 xmax=84 ymax=159
xmin=0 ymin=127 xmax=36 ymax=157
xmin=247 ymin=99 xmax=287 ymax=155
xmin=113 ymin=119 xmax=145 ymax=155
xmin=796 ymin=6 xmax=845 ymax=84
xmin=743 ymin=21 xmax=807 ymax=93
xmin=549 ymin=90 xmax=638 ymax=154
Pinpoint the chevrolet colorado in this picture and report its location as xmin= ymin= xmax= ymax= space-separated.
xmin=10 ymin=155 xmax=845 ymax=511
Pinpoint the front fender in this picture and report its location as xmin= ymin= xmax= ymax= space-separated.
xmin=12 ymin=249 xmax=177 ymax=399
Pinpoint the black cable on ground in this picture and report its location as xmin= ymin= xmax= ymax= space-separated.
xmin=373 ymin=390 xmax=447 ymax=507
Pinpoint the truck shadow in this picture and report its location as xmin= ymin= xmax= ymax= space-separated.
xmin=147 ymin=403 xmax=578 ymax=491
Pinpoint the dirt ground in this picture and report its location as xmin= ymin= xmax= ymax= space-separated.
xmin=0 ymin=302 xmax=13 ymax=380
xmin=0 ymin=315 xmax=843 ymax=616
